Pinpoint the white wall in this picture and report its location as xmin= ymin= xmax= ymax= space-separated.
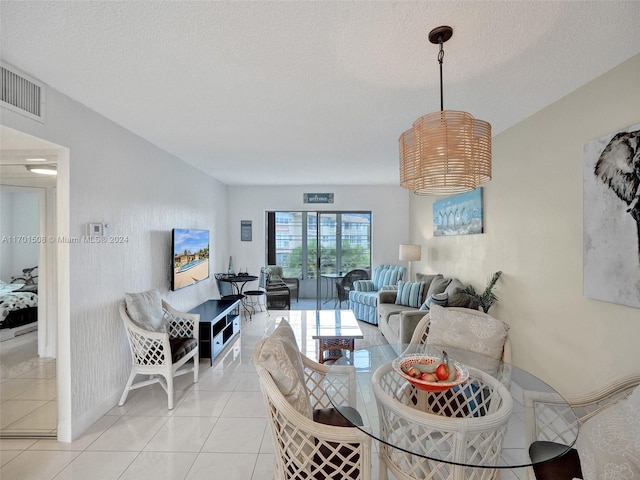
xmin=1 ymin=85 xmax=228 ymax=440
xmin=0 ymin=189 xmax=39 ymax=280
xmin=227 ymin=185 xmax=411 ymax=282
xmin=408 ymin=53 xmax=640 ymax=395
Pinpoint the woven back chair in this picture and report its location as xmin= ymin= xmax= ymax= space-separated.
xmin=254 ymin=324 xmax=372 ymax=479
xmin=119 ymin=300 xmax=199 ymax=409
xmin=405 ymin=307 xmax=512 ymax=387
xmin=524 ymin=373 xmax=640 ymax=480
xmin=373 ymin=361 xmax=512 ymax=480
xmin=336 ymin=269 xmax=369 ymax=307
xmin=263 ymin=267 xmax=292 ymax=310
xmin=266 ymin=265 xmax=300 ymax=302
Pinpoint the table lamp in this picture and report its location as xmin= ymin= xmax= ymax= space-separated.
xmin=399 ymin=244 xmax=422 ymax=282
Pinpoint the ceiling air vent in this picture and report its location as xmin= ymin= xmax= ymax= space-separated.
xmin=1 ymin=63 xmax=45 ymax=123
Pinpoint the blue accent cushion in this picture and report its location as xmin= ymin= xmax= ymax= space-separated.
xmin=419 ymin=292 xmax=449 ymax=311
xmin=353 ymin=280 xmax=375 ymax=292
xmin=395 ymin=281 xmax=426 ymax=308
xmin=372 ymin=265 xmax=404 ymax=290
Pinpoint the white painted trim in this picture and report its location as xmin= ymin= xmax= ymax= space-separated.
xmin=0 ymin=184 xmax=49 ymax=355
xmin=55 ymin=147 xmax=71 ymax=442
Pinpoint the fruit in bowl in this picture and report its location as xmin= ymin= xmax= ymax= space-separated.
xmin=392 ymin=351 xmax=469 ymax=392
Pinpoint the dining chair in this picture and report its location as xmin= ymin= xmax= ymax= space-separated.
xmin=254 ymin=319 xmax=372 ymax=479
xmin=405 ymin=305 xmax=512 ymax=387
xmin=373 ymin=361 xmax=512 ymax=480
xmin=243 ymin=268 xmax=268 ymax=318
xmin=524 ymin=372 xmax=640 ymax=480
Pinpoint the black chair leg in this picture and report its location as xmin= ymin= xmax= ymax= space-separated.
xmin=529 ymin=441 xmax=583 ymax=480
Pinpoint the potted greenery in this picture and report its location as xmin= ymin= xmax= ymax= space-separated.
xmin=462 ymin=271 xmax=502 ymax=313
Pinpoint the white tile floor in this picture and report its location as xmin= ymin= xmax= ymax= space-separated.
xmin=0 ymin=330 xmax=57 ymax=436
xmin=0 ymin=307 xmax=532 ymax=479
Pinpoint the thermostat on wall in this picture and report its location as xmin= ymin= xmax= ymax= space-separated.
xmin=86 ymin=223 xmax=107 ymax=237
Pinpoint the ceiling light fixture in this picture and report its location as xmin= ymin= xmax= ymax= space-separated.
xmin=25 ymin=157 xmax=48 ymax=162
xmin=399 ymin=26 xmax=491 ymax=195
xmin=25 ymin=164 xmax=57 ymax=175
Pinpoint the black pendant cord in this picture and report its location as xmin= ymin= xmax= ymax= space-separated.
xmin=438 ymin=37 xmax=444 ymax=112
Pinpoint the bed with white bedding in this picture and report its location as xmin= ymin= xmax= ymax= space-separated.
xmin=0 ymin=282 xmax=38 ymax=332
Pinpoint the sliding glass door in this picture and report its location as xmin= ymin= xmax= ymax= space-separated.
xmin=266 ymin=211 xmax=371 ymax=309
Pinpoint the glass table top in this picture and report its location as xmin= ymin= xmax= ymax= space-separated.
xmin=323 ymin=343 xmax=579 ymax=470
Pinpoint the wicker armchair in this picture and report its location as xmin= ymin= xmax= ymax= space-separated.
xmin=119 ymin=300 xmax=199 ymax=409
xmin=254 ymin=320 xmax=372 ymax=479
xmin=267 ymin=265 xmax=299 ymax=302
xmin=373 ymin=361 xmax=513 ymax=480
xmin=336 ymin=269 xmax=369 ymax=307
xmin=264 ymin=267 xmax=291 ymax=310
xmin=524 ymin=372 xmax=640 ymax=480
xmin=404 ymin=307 xmax=512 ymax=387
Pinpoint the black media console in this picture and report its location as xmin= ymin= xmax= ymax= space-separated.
xmin=189 ymin=298 xmax=241 ymax=365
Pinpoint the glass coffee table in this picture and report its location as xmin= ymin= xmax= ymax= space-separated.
xmin=324 ymin=343 xmax=579 ymax=477
xmin=276 ymin=310 xmax=364 ymax=363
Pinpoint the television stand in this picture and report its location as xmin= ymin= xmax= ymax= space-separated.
xmin=189 ymin=298 xmax=241 ymax=366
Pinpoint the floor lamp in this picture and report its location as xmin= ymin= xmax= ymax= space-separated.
xmin=399 ymin=244 xmax=422 ymax=282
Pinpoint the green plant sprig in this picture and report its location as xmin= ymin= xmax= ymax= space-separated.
xmin=462 ymin=271 xmax=502 ymax=313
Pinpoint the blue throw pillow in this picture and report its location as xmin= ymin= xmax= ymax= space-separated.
xmin=395 ymin=281 xmax=425 ymax=308
xmin=419 ymin=292 xmax=448 ymax=311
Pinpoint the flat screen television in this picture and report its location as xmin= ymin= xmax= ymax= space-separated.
xmin=171 ymin=228 xmax=210 ymax=291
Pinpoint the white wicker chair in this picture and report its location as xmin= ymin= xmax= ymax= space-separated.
xmin=524 ymin=372 xmax=640 ymax=480
xmin=119 ymin=300 xmax=199 ymax=409
xmin=373 ymin=361 xmax=513 ymax=480
xmin=404 ymin=307 xmax=512 ymax=387
xmin=254 ymin=335 xmax=372 ymax=479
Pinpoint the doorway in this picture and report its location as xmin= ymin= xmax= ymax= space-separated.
xmin=266 ymin=211 xmax=372 ymax=309
xmin=0 ymin=127 xmax=61 ymax=438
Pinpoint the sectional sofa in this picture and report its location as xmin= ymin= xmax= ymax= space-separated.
xmin=377 ymin=273 xmax=480 ymax=345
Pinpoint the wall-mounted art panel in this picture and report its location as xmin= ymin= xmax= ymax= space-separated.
xmin=433 ymin=188 xmax=483 ymax=236
xmin=583 ymin=123 xmax=640 ymax=308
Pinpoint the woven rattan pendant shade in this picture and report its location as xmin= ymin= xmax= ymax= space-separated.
xmin=399 ymin=110 xmax=491 ymax=195
xmin=399 ymin=27 xmax=492 ymax=195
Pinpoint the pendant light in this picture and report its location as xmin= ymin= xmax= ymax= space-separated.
xmin=399 ymin=26 xmax=491 ymax=195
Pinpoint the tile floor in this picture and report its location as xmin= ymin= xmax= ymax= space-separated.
xmin=0 ymin=330 xmax=57 ymax=436
xmin=0 ymin=305 xmax=532 ymax=479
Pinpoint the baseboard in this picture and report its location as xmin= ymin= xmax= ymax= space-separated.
xmin=57 ymin=388 xmax=121 ymax=442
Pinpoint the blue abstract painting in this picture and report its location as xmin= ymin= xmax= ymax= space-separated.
xmin=433 ymin=188 xmax=483 ymax=236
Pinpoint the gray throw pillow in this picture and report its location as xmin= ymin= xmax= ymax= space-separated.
xmin=444 ymin=278 xmax=465 ymax=296
xmin=447 ymin=292 xmax=480 ymax=309
xmin=124 ymin=289 xmax=167 ymax=332
xmin=426 ymin=276 xmax=451 ymax=298
xmin=415 ymin=273 xmax=442 ymax=293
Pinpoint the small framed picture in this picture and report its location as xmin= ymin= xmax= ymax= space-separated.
xmin=241 ymin=220 xmax=252 ymax=241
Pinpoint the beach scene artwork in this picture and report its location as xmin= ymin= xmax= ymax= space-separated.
xmin=173 ymin=229 xmax=210 ymax=290
xmin=433 ymin=188 xmax=483 ymax=236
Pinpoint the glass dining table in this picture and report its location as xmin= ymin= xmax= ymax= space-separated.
xmin=323 ymin=343 xmax=579 ymax=478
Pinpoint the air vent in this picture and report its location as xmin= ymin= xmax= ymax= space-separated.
xmin=1 ymin=63 xmax=45 ymax=123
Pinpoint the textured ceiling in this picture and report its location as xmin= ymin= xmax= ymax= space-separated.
xmin=1 ymin=1 xmax=640 ymax=186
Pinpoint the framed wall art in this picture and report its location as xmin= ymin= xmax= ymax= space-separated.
xmin=240 ymin=220 xmax=252 ymax=242
xmin=583 ymin=123 xmax=640 ymax=308
xmin=433 ymin=188 xmax=483 ymax=236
